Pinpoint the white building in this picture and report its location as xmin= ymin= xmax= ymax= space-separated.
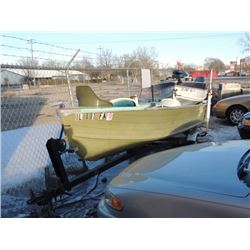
xmin=0 ymin=68 xmax=89 ymax=87
xmin=1 ymin=69 xmax=25 ymax=87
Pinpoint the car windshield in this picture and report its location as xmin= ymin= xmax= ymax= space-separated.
xmin=237 ymin=149 xmax=250 ymax=188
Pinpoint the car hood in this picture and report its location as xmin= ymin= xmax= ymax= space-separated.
xmin=111 ymin=140 xmax=250 ymax=197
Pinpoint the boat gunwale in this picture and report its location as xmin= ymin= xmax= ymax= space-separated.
xmin=57 ymin=102 xmax=207 ymax=116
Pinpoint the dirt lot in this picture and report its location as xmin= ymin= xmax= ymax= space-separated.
xmin=1 ymin=82 xmax=142 ymax=131
xmin=1 ymin=80 xmax=249 ymax=131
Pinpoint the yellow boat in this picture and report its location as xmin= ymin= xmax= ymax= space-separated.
xmin=58 ymin=85 xmax=208 ymax=160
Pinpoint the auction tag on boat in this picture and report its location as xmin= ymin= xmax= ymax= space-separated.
xmin=99 ymin=112 xmax=113 ymax=121
xmin=106 ymin=112 xmax=113 ymax=121
xmin=75 ymin=112 xmax=113 ymax=121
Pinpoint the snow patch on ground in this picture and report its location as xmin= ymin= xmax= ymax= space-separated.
xmin=208 ymin=126 xmax=241 ymax=141
xmin=1 ymin=124 xmax=61 ymax=190
xmin=208 ymin=117 xmax=241 ymax=141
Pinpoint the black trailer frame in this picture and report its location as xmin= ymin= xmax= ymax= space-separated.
xmin=27 ymin=126 xmax=207 ymax=212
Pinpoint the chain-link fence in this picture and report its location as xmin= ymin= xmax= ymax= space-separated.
xmin=1 ymin=65 xmax=250 ymax=179
xmin=1 ymin=33 xmax=250 ymax=217
xmin=0 ymin=64 xmax=151 ymax=216
xmin=2 ymin=63 xmax=250 ymax=217
xmin=0 ymin=64 xmax=166 ymax=181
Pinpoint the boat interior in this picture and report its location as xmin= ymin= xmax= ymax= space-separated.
xmin=75 ymin=85 xmax=208 ymax=110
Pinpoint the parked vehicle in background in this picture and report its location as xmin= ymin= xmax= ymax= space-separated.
xmin=212 ymin=94 xmax=250 ymax=125
xmin=97 ymin=140 xmax=250 ymax=218
xmin=191 ymin=70 xmax=217 ymax=79
xmin=169 ymin=70 xmax=192 ymax=81
xmin=225 ymin=71 xmax=240 ymax=77
xmin=217 ymin=72 xmax=226 ymax=77
xmin=194 ymin=76 xmax=205 ymax=83
xmin=240 ymin=72 xmax=247 ymax=77
xmin=217 ymin=71 xmax=244 ymax=77
xmin=238 ymin=112 xmax=250 ymax=139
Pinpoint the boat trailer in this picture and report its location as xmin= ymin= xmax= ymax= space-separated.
xmin=27 ymin=126 xmax=207 ymax=215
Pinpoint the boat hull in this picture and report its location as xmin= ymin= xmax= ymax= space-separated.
xmin=59 ymin=104 xmax=207 ymax=160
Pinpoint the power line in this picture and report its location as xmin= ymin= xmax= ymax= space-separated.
xmin=1 ymin=32 xmax=243 ymax=55
xmin=48 ymin=33 xmax=243 ymax=44
xmin=33 ymin=40 xmax=76 ymax=51
xmin=0 ymin=34 xmax=29 ymax=42
xmin=1 ymin=44 xmax=30 ymax=51
xmin=0 ymin=34 xmax=99 ymax=56
xmin=0 ymin=53 xmax=69 ymax=62
xmin=0 ymin=44 xmax=96 ymax=60
xmin=1 ymin=54 xmax=98 ymax=67
xmin=34 ymin=41 xmax=99 ymax=56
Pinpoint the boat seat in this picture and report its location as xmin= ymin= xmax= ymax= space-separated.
xmin=110 ymin=98 xmax=137 ymax=107
xmin=159 ymin=98 xmax=181 ymax=107
xmin=76 ymin=86 xmax=113 ymax=107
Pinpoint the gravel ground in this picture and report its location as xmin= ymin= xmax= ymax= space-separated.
xmin=1 ymin=116 xmax=243 ymax=218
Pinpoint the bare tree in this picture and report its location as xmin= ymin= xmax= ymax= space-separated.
xmin=99 ymin=49 xmax=113 ymax=68
xmin=98 ymin=49 xmax=114 ymax=81
xmin=245 ymin=56 xmax=250 ymax=63
xmin=111 ymin=55 xmax=127 ymax=82
xmin=132 ymin=46 xmax=158 ymax=69
xmin=75 ymin=56 xmax=95 ymax=70
xmin=183 ymin=63 xmax=196 ymax=72
xmin=18 ymin=58 xmax=39 ymax=86
xmin=122 ymin=54 xmax=139 ymax=83
xmin=18 ymin=58 xmax=39 ymax=68
xmin=204 ymin=57 xmax=225 ymax=72
xmin=42 ymin=59 xmax=64 ymax=68
xmin=75 ymin=56 xmax=99 ymax=81
xmin=240 ymin=33 xmax=250 ymax=54
xmin=122 ymin=47 xmax=158 ymax=83
xmin=112 ymin=55 xmax=125 ymax=68
xmin=158 ymin=63 xmax=173 ymax=80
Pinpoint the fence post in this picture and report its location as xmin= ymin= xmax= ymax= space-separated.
xmin=65 ymin=49 xmax=80 ymax=106
xmin=126 ymin=69 xmax=131 ymax=97
xmin=206 ymin=69 xmax=213 ymax=130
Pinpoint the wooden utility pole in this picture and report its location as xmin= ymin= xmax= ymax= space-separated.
xmin=97 ymin=46 xmax=103 ymax=82
xmin=97 ymin=46 xmax=103 ymax=65
xmin=28 ymin=39 xmax=34 ymax=66
xmin=27 ymin=39 xmax=35 ymax=86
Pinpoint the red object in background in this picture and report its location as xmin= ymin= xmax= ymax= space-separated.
xmin=191 ymin=70 xmax=217 ymax=78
